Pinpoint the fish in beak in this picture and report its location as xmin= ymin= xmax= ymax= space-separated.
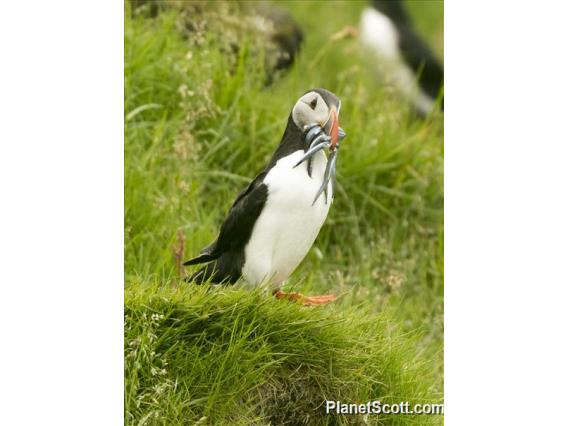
xmin=294 ymin=106 xmax=346 ymax=205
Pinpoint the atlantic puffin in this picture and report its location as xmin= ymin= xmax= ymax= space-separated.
xmin=184 ymin=88 xmax=345 ymax=305
xmin=360 ymin=0 xmax=444 ymax=115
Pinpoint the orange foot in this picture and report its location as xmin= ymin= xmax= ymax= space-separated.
xmin=273 ymin=290 xmax=337 ymax=306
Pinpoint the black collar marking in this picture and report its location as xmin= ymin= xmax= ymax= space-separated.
xmin=267 ymin=113 xmax=305 ymax=169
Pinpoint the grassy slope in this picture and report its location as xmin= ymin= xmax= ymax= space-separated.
xmin=125 ymin=1 xmax=443 ymax=424
xmin=126 ymin=285 xmax=440 ymax=425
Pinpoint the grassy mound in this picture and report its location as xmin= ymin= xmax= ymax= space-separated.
xmin=125 ymin=284 xmax=441 ymax=425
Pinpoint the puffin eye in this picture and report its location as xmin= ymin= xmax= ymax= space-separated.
xmin=309 ymin=97 xmax=318 ymax=110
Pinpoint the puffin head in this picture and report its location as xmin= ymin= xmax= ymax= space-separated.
xmin=292 ymin=88 xmax=341 ymax=149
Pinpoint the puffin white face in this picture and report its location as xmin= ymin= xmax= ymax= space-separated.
xmin=289 ymin=88 xmax=344 ymax=206
xmin=292 ymin=91 xmax=332 ymax=130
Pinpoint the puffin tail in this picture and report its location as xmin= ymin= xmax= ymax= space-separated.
xmin=183 ymin=240 xmax=219 ymax=266
xmin=183 ymin=242 xmax=219 ymax=284
xmin=183 ymin=253 xmax=217 ymax=266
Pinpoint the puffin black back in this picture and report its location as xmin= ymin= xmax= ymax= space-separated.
xmin=185 ymin=174 xmax=269 ymax=284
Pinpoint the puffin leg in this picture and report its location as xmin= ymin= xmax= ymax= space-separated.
xmin=273 ymin=290 xmax=337 ymax=306
xmin=301 ymin=294 xmax=338 ymax=306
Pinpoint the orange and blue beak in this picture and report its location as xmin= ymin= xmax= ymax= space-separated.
xmin=329 ymin=106 xmax=339 ymax=151
xmin=321 ymin=105 xmax=346 ymax=152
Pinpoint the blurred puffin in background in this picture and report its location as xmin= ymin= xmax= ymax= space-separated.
xmin=360 ymin=0 xmax=444 ymax=116
xmin=131 ymin=0 xmax=443 ymax=113
xmin=185 ymin=89 xmax=346 ymax=306
xmin=130 ymin=0 xmax=304 ymax=85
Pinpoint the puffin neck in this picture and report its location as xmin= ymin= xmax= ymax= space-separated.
xmin=267 ymin=113 xmax=306 ymax=169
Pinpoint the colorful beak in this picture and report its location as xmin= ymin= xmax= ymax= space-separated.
xmin=322 ymin=106 xmax=339 ymax=151
xmin=330 ymin=106 xmax=339 ymax=150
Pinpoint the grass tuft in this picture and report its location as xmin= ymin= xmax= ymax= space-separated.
xmin=125 ymin=283 xmax=441 ymax=425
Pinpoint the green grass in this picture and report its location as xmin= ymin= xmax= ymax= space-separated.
xmin=126 ymin=285 xmax=441 ymax=425
xmin=125 ymin=1 xmax=443 ymax=424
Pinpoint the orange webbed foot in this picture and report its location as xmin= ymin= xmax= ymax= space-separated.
xmin=273 ymin=290 xmax=337 ymax=306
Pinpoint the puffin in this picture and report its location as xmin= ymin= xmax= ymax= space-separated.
xmin=184 ymin=88 xmax=345 ymax=305
xmin=360 ymin=0 xmax=444 ymax=115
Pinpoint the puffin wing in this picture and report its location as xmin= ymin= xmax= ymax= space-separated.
xmin=183 ymin=172 xmax=268 ymax=266
xmin=182 ymin=240 xmax=217 ymax=266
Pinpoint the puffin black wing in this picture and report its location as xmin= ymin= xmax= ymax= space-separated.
xmin=184 ymin=172 xmax=269 ymax=283
xmin=182 ymin=240 xmax=217 ymax=266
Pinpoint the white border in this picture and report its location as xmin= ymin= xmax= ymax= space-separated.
xmin=446 ymin=1 xmax=568 ymax=424
xmin=0 ymin=1 xmax=123 ymax=424
xmin=1 ymin=1 xmax=568 ymax=424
